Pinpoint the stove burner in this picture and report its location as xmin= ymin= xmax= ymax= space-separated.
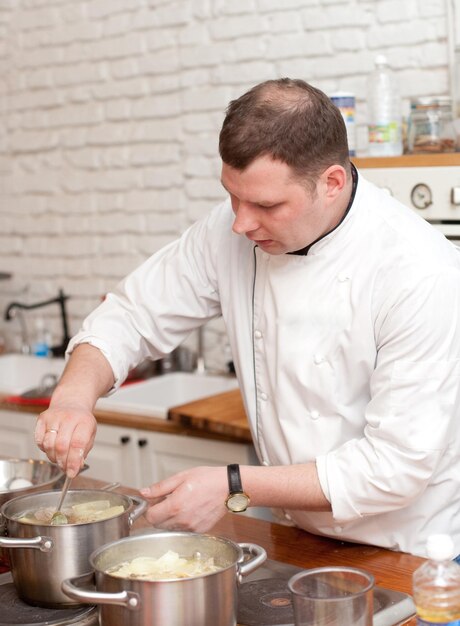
xmin=238 ymin=578 xmax=294 ymax=626
xmin=0 ymin=583 xmax=98 ymax=626
xmin=237 ymin=558 xmax=416 ymax=626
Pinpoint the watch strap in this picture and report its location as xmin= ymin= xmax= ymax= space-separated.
xmin=227 ymin=463 xmax=243 ymax=495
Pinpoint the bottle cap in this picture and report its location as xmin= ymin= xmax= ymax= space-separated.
xmin=426 ymin=534 xmax=455 ymax=560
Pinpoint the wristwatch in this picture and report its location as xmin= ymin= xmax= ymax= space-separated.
xmin=225 ymin=464 xmax=250 ymax=513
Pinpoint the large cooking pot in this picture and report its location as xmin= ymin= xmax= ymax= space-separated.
xmin=0 ymin=457 xmax=65 ymax=507
xmin=62 ymin=531 xmax=267 ymax=626
xmin=0 ymin=457 xmax=65 ymax=570
xmin=0 ymin=488 xmax=147 ymax=607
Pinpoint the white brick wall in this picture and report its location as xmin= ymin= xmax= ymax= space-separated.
xmin=0 ymin=0 xmax=453 ymax=366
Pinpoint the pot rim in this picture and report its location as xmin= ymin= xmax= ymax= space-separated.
xmin=90 ymin=530 xmax=245 ymax=581
xmin=0 ymin=488 xmax=136 ymax=526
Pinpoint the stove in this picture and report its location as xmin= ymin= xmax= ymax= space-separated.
xmin=0 ymin=572 xmax=98 ymax=626
xmin=358 ymin=160 xmax=460 ymax=243
xmin=0 ymin=556 xmax=415 ymax=626
xmin=237 ymin=559 xmax=416 ymax=626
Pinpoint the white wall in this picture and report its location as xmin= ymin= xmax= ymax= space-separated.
xmin=0 ymin=0 xmax=452 ymax=364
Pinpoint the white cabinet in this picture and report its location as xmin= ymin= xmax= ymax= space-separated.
xmin=138 ymin=431 xmax=257 ymax=486
xmin=85 ymin=423 xmax=256 ymax=489
xmin=0 ymin=409 xmax=269 ymax=520
xmin=0 ymin=410 xmax=257 ymax=492
xmin=0 ymin=411 xmax=46 ymax=460
xmin=83 ymin=423 xmax=143 ymax=488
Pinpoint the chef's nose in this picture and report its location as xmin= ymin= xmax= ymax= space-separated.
xmin=232 ymin=203 xmax=258 ymax=235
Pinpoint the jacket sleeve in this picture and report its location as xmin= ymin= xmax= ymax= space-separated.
xmin=67 ymin=202 xmax=228 ymax=389
xmin=316 ymin=267 xmax=460 ymax=523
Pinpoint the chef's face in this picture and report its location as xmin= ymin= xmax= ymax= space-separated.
xmin=221 ymin=155 xmax=345 ymax=255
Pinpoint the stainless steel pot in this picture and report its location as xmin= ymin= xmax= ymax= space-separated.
xmin=0 ymin=457 xmax=66 ymax=570
xmin=0 ymin=457 xmax=65 ymax=507
xmin=0 ymin=488 xmax=147 ymax=607
xmin=62 ymin=531 xmax=267 ymax=626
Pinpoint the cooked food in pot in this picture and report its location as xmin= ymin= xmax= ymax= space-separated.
xmin=107 ymin=550 xmax=221 ymax=581
xmin=15 ymin=499 xmax=125 ymax=525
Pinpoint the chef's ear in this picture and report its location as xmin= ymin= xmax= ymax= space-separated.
xmin=321 ymin=164 xmax=347 ymax=200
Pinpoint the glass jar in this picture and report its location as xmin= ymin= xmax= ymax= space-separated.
xmin=407 ymin=97 xmax=457 ymax=154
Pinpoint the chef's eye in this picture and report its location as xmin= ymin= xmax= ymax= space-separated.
xmin=257 ymin=202 xmax=280 ymax=209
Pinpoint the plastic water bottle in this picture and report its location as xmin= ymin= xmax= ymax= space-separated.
xmin=32 ymin=317 xmax=51 ymax=357
xmin=367 ymin=54 xmax=403 ymax=156
xmin=412 ymin=534 xmax=460 ymax=625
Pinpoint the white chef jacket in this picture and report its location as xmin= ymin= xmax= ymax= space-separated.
xmin=69 ymin=172 xmax=460 ymax=558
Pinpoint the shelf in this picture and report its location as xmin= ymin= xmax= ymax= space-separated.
xmin=353 ymin=153 xmax=460 ymax=168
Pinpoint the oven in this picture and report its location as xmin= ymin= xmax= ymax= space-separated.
xmin=355 ymin=155 xmax=460 ymax=244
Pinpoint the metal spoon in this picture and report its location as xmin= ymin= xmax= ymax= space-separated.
xmin=50 ymin=475 xmax=72 ymax=525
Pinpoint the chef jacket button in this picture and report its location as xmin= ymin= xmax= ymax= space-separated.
xmin=334 ymin=525 xmax=343 ymax=533
xmin=310 ymin=410 xmax=320 ymax=420
xmin=313 ymin=354 xmax=324 ymax=365
xmin=254 ymin=330 xmax=263 ymax=339
xmin=337 ymin=273 xmax=350 ymax=282
xmin=260 ymin=392 xmax=268 ymax=401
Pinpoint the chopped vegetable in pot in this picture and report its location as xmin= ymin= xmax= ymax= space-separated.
xmin=15 ymin=499 xmax=125 ymax=525
xmin=107 ymin=550 xmax=221 ymax=580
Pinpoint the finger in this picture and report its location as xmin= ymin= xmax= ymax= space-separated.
xmin=41 ymin=428 xmax=60 ymax=463
xmin=34 ymin=413 xmax=51 ymax=450
xmin=144 ymin=495 xmax=180 ymax=528
xmin=60 ymin=421 xmax=95 ymax=477
xmin=140 ymin=473 xmax=184 ymax=499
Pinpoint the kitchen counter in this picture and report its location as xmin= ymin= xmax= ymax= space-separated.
xmin=0 ymin=388 xmax=251 ymax=444
xmin=75 ymin=474 xmax=421 ymax=626
xmin=168 ymin=388 xmax=251 ymax=442
xmin=353 ymin=153 xmax=460 ymax=168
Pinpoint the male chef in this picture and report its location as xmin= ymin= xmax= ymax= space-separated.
xmin=35 ymin=78 xmax=460 ymax=558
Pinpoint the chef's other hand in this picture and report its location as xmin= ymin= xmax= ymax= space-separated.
xmin=35 ymin=404 xmax=96 ymax=478
xmin=140 ymin=466 xmax=229 ymax=533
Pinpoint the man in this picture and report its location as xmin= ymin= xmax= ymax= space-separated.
xmin=35 ymin=78 xmax=460 ymax=558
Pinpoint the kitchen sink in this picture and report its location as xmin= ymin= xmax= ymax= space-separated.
xmin=0 ymin=354 xmax=66 ymax=395
xmin=96 ymin=371 xmax=239 ymax=419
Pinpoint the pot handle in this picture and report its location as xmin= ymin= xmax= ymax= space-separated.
xmin=128 ymin=495 xmax=148 ymax=526
xmin=0 ymin=535 xmax=54 ymax=552
xmin=236 ymin=542 xmax=267 ymax=583
xmin=62 ymin=571 xmax=140 ymax=610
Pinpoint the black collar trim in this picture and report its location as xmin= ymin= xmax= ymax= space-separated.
xmin=289 ymin=163 xmax=358 ymax=256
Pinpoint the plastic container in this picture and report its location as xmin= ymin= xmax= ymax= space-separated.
xmin=412 ymin=534 xmax=460 ymax=625
xmin=330 ymin=91 xmax=356 ymax=156
xmin=367 ymin=54 xmax=403 ymax=156
xmin=408 ymin=97 xmax=457 ymax=154
xmin=32 ymin=317 xmax=51 ymax=358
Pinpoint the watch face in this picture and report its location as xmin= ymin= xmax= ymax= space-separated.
xmin=226 ymin=492 xmax=249 ymax=513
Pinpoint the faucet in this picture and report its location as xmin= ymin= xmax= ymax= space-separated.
xmin=4 ymin=288 xmax=71 ymax=357
xmin=7 ymin=308 xmax=31 ymax=354
xmin=195 ymin=326 xmax=206 ymax=374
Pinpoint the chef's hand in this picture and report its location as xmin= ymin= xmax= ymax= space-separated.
xmin=35 ymin=403 xmax=97 ymax=478
xmin=140 ymin=466 xmax=229 ymax=533
xmin=34 ymin=343 xmax=115 ymax=477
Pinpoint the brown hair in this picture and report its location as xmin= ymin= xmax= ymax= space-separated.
xmin=219 ymin=78 xmax=351 ymax=188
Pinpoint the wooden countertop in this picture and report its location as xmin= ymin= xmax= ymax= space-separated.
xmin=353 ymin=153 xmax=460 ymax=168
xmin=168 ymin=388 xmax=251 ymax=442
xmin=75 ymin=474 xmax=421 ymax=625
